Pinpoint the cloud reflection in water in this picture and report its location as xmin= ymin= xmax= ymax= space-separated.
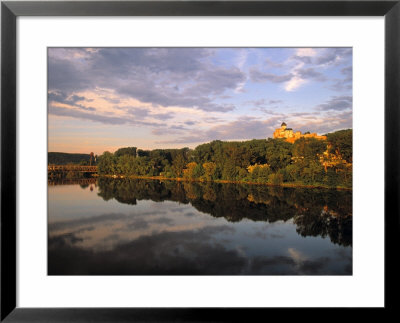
xmin=48 ymin=179 xmax=352 ymax=275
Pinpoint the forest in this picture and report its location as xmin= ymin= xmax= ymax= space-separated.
xmin=96 ymin=129 xmax=352 ymax=189
xmin=48 ymin=152 xmax=92 ymax=165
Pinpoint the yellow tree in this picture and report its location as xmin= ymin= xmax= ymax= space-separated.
xmin=183 ymin=162 xmax=198 ymax=179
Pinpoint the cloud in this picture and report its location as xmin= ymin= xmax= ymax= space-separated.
xmin=245 ymin=99 xmax=283 ymax=107
xmin=151 ymin=113 xmax=175 ymax=121
xmin=123 ymin=106 xmax=150 ymax=118
xmin=284 ymin=76 xmax=307 ymax=92
xmin=268 ymin=99 xmax=283 ymax=105
xmin=295 ymin=67 xmax=326 ymax=81
xmin=48 ymin=91 xmax=96 ymax=111
xmin=240 ymin=108 xmax=351 ymax=137
xmin=341 ymin=66 xmax=353 ymax=80
xmin=125 ymin=218 xmax=150 ymax=230
xmin=49 ymin=223 xmax=351 ymax=275
xmin=102 ymin=96 xmax=121 ymax=104
xmin=122 ymin=106 xmax=174 ymax=121
xmin=292 ymin=48 xmax=352 ymax=67
xmin=317 ymin=96 xmax=352 ymax=111
xmin=184 ymin=121 xmax=197 ymax=126
xmin=329 ymin=66 xmax=352 ymax=92
xmin=285 ymin=48 xmax=352 ymax=92
xmin=48 ymin=48 xmax=353 ymax=151
xmin=48 ymin=48 xmax=246 ymax=113
xmin=291 ymin=48 xmax=317 ymax=64
xmin=156 ymin=116 xmax=281 ymax=144
xmin=49 ymin=105 xmax=162 ymax=127
xmin=288 ymin=247 xmax=307 ymax=262
xmin=153 ymin=107 xmax=352 ymax=144
xmin=247 ymin=99 xmax=286 ymax=115
xmin=49 ymin=212 xmax=129 ymax=232
xmin=296 ymin=48 xmax=317 ymax=57
xmin=264 ymin=58 xmax=285 ymax=69
xmin=49 ymin=231 xmax=350 ymax=275
xmin=151 ymin=217 xmax=174 ymax=225
xmin=48 ymin=55 xmax=96 ymax=93
xmin=315 ymin=48 xmax=352 ymax=66
xmin=291 ymin=55 xmax=312 ymax=64
xmin=250 ymin=49 xmax=324 ymax=92
xmin=283 ymin=111 xmax=352 ymax=135
xmin=249 ymin=69 xmax=293 ymax=83
xmin=49 ymin=225 xmax=249 ymax=275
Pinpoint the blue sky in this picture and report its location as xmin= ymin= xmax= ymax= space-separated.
xmin=48 ymin=47 xmax=352 ymax=155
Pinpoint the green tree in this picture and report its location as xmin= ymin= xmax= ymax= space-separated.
xmin=193 ymin=163 xmax=204 ymax=179
xmin=116 ymin=154 xmax=135 ymax=175
xmin=293 ymin=137 xmax=326 ymax=160
xmin=265 ymin=139 xmax=293 ymax=172
xmin=172 ymin=154 xmax=186 ymax=177
xmin=258 ymin=166 xmax=271 ymax=183
xmin=114 ymin=147 xmax=137 ymax=158
xmin=236 ymin=167 xmax=248 ymax=181
xmin=326 ymin=129 xmax=352 ymax=163
xmin=98 ymin=151 xmax=117 ymax=175
xmin=324 ymin=168 xmax=339 ymax=187
xmin=222 ymin=159 xmax=237 ymax=180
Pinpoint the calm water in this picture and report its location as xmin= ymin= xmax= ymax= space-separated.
xmin=48 ymin=178 xmax=352 ymax=275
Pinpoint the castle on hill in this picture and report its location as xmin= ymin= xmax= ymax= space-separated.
xmin=273 ymin=122 xmax=327 ymax=143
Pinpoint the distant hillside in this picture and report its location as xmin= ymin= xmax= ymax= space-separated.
xmin=48 ymin=152 xmax=91 ymax=165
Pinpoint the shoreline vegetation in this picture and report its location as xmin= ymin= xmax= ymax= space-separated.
xmin=49 ymin=129 xmax=352 ymax=190
xmin=95 ymin=173 xmax=352 ymax=191
xmin=96 ymin=129 xmax=352 ymax=190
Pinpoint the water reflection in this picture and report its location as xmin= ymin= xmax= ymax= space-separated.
xmin=48 ymin=178 xmax=352 ymax=275
xmin=96 ymin=178 xmax=352 ymax=246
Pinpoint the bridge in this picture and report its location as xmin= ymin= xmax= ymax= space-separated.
xmin=48 ymin=165 xmax=98 ymax=173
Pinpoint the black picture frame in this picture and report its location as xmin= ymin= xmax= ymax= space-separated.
xmin=1 ymin=0 xmax=399 ymax=321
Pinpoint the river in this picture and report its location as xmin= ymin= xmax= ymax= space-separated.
xmin=48 ymin=178 xmax=352 ymax=275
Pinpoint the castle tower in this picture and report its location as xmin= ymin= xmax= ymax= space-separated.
xmin=273 ymin=122 xmax=327 ymax=143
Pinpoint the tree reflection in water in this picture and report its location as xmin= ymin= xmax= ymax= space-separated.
xmin=48 ymin=178 xmax=352 ymax=275
xmin=96 ymin=178 xmax=352 ymax=247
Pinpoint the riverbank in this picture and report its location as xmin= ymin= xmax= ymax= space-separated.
xmin=97 ymin=174 xmax=352 ymax=191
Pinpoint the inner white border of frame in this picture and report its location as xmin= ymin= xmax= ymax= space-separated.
xmin=17 ymin=17 xmax=384 ymax=307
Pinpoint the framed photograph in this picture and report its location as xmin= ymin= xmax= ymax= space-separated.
xmin=1 ymin=0 xmax=398 ymax=320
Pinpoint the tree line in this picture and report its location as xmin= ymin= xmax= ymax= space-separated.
xmin=97 ymin=129 xmax=352 ymax=188
xmin=48 ymin=152 xmax=95 ymax=165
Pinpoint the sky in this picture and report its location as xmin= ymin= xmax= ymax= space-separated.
xmin=48 ymin=47 xmax=352 ymax=155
